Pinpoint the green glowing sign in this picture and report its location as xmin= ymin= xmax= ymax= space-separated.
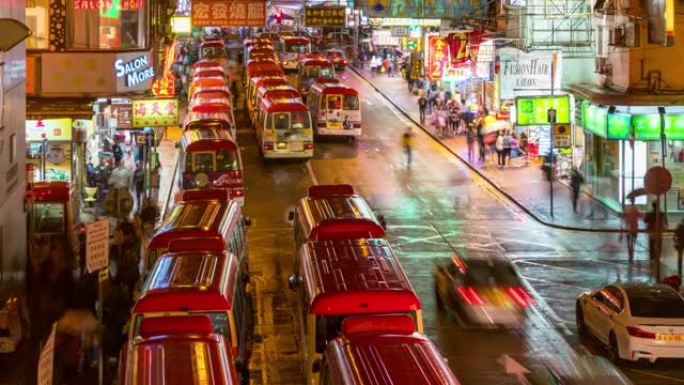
xmin=606 ymin=113 xmax=631 ymax=140
xmin=515 ymin=95 xmax=570 ymax=126
xmin=665 ymin=114 xmax=684 ymax=140
xmin=581 ymin=103 xmax=607 ymax=137
xmin=632 ymin=114 xmax=661 ymax=141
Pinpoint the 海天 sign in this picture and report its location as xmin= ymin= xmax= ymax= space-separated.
xmin=131 ymin=98 xmax=179 ymax=128
xmin=515 ymin=95 xmax=570 ymax=126
xmin=114 ymin=54 xmax=154 ymax=88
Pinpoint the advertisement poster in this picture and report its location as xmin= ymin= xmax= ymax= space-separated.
xmin=192 ymin=0 xmax=266 ymax=27
xmin=132 ymin=98 xmax=179 ymax=128
xmin=26 ymin=118 xmax=73 ymax=141
xmin=44 ymin=143 xmax=72 ymax=182
xmin=515 ymin=96 xmax=570 ymax=126
xmin=427 ymin=36 xmax=448 ymax=81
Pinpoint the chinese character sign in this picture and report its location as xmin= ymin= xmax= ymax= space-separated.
xmin=305 ymin=6 xmax=346 ymax=27
xmin=86 ymin=219 xmax=109 ymax=274
xmin=192 ymin=0 xmax=266 ymax=27
xmin=131 ymin=98 xmax=179 ymax=128
xmin=427 ymin=36 xmax=448 ymax=81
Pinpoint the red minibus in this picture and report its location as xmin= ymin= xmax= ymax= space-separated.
xmin=279 ymin=36 xmax=312 ymax=70
xmin=307 ymin=83 xmax=361 ymax=138
xmin=130 ymin=251 xmax=252 ymax=380
xmin=247 ymin=76 xmax=290 ymax=111
xmin=251 ymin=85 xmax=302 ymax=123
xmin=183 ymin=111 xmax=235 ymax=139
xmin=119 ymin=315 xmax=239 ymax=385
xmin=295 ymin=56 xmax=335 ymax=96
xmin=179 ymin=127 xmax=244 ymax=203
xmin=246 ymin=60 xmax=285 ymax=81
xmin=143 ymin=195 xmax=248 ymax=275
xmin=253 ymin=96 xmax=313 ymax=159
xmin=291 ymin=184 xmax=385 ymax=250
xmin=289 ymin=238 xmax=423 ymax=385
xmin=318 ymin=315 xmax=460 ymax=385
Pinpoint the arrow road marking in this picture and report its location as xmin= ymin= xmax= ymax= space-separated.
xmin=501 ymin=355 xmax=532 ymax=385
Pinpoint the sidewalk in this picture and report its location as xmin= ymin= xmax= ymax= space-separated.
xmin=351 ymin=66 xmax=680 ymax=231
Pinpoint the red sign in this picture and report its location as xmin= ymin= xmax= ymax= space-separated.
xmin=192 ymin=0 xmax=266 ymax=27
xmin=152 ymin=73 xmax=176 ymax=96
xmin=427 ymin=36 xmax=448 ymax=81
xmin=448 ymin=31 xmax=486 ymax=66
xmin=74 ymin=0 xmax=143 ymax=10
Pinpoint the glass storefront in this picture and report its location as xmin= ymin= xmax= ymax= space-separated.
xmin=26 ymin=0 xmax=148 ymax=50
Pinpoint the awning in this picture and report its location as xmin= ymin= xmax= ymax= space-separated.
xmin=27 ymin=97 xmax=95 ymax=119
xmin=567 ymin=83 xmax=684 ymax=106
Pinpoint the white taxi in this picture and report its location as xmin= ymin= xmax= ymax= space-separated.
xmin=576 ymin=283 xmax=684 ymax=362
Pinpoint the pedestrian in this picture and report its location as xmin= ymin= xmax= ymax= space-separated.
xmin=569 ymin=167 xmax=584 ymax=213
xmin=134 ymin=162 xmax=144 ymax=205
xmin=476 ymin=118 xmax=485 ymax=163
xmin=370 ymin=55 xmax=378 ymax=76
xmin=495 ymin=132 xmax=505 ymax=168
xmin=644 ymin=202 xmax=666 ymax=263
xmin=622 ymin=198 xmax=642 ymax=261
xmin=427 ymin=90 xmax=435 ymax=115
xmin=674 ymin=219 xmax=684 ymax=276
xmin=503 ymin=131 xmax=513 ymax=166
xmin=402 ymin=127 xmax=415 ymax=168
xmin=466 ymin=127 xmax=475 ymax=162
xmin=417 ymin=93 xmax=428 ymax=124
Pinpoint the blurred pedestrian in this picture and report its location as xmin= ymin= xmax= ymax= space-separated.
xmin=476 ymin=118 xmax=485 ymax=163
xmin=674 ymin=219 xmax=684 ymax=276
xmin=569 ymin=167 xmax=584 ymax=213
xmin=402 ymin=127 xmax=415 ymax=168
xmin=417 ymin=93 xmax=427 ymax=124
xmin=644 ymin=202 xmax=666 ymax=262
xmin=466 ymin=127 xmax=475 ymax=162
xmin=622 ymin=198 xmax=641 ymax=261
xmin=495 ymin=132 xmax=505 ymax=168
xmin=503 ymin=131 xmax=513 ymax=165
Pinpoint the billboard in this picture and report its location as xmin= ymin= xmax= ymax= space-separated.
xmin=192 ymin=0 xmax=266 ymax=27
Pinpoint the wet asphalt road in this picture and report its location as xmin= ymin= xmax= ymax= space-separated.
xmin=240 ymin=69 xmax=684 ymax=385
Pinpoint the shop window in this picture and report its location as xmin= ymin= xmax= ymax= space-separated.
xmin=66 ymin=0 xmax=147 ymax=50
xmin=26 ymin=0 xmax=50 ymax=49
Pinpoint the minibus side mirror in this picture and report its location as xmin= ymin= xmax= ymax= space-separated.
xmin=244 ymin=217 xmax=252 ymax=227
xmin=312 ymin=358 xmax=322 ymax=373
xmin=287 ymin=209 xmax=295 ymax=222
xmin=288 ymin=273 xmax=302 ymax=291
xmin=174 ymin=141 xmax=180 ymax=149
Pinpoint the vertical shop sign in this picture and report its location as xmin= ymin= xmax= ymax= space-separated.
xmin=37 ymin=324 xmax=56 ymax=385
xmin=448 ymin=33 xmax=469 ymax=65
xmin=427 ymin=36 xmax=448 ymax=81
xmin=192 ymin=0 xmax=266 ymax=27
xmin=86 ymin=219 xmax=110 ymax=273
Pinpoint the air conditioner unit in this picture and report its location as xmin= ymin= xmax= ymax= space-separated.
xmin=609 ymin=27 xmax=625 ymax=46
xmin=595 ymin=57 xmax=613 ymax=75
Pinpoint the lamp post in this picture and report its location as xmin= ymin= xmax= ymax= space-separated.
xmin=658 ymin=106 xmax=668 ymax=213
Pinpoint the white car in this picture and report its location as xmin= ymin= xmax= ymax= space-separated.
xmin=576 ymin=283 xmax=684 ymax=362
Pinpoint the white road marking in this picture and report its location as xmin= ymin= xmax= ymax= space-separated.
xmin=305 ymin=161 xmax=319 ymax=186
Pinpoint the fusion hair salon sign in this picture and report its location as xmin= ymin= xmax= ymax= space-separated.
xmin=115 ymin=54 xmax=154 ymax=88
xmin=499 ymin=48 xmax=561 ymax=100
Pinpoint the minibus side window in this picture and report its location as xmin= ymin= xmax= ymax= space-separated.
xmin=343 ymin=95 xmax=359 ymax=110
xmin=233 ymin=283 xmax=244 ymax=349
xmin=315 ymin=316 xmax=344 ymax=353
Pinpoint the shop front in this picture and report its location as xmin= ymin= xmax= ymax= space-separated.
xmin=577 ymin=101 xmax=684 ymax=213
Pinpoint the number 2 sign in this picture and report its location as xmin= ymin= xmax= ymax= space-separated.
xmin=428 ymin=36 xmax=448 ymax=81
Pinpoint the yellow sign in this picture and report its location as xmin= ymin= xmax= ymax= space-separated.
xmin=171 ymin=16 xmax=192 ymax=33
xmin=26 ymin=118 xmax=73 ymax=141
xmin=131 ymin=98 xmax=179 ymax=128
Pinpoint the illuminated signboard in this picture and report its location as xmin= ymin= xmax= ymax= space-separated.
xmin=171 ymin=16 xmax=192 ymax=33
xmin=427 ymin=36 xmax=448 ymax=81
xmin=369 ymin=18 xmax=442 ymax=27
xmin=606 ymin=113 xmax=631 ymax=140
xmin=131 ymin=98 xmax=179 ymax=128
xmin=632 ymin=114 xmax=661 ymax=141
xmin=515 ymin=95 xmax=570 ymax=126
xmin=192 ymin=0 xmax=266 ymax=27
xmin=74 ymin=0 xmax=143 ymax=10
xmin=114 ymin=54 xmax=154 ymax=88
xmin=26 ymin=118 xmax=73 ymax=141
xmin=665 ymin=114 xmax=684 ymax=140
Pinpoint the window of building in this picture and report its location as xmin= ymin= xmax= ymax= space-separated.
xmin=26 ymin=0 xmax=50 ymax=49
xmin=66 ymin=0 xmax=147 ymax=50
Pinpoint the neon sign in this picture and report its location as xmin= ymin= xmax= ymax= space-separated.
xmin=74 ymin=0 xmax=143 ymax=10
xmin=427 ymin=36 xmax=448 ymax=81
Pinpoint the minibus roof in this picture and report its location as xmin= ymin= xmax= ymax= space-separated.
xmin=300 ymin=238 xmax=420 ymax=315
xmin=181 ymin=127 xmax=237 ymax=152
xmin=134 ymin=251 xmax=238 ymax=313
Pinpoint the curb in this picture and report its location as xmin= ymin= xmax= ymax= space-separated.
xmin=349 ymin=66 xmax=640 ymax=234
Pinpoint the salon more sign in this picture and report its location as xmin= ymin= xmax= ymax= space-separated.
xmin=499 ymin=48 xmax=562 ymax=100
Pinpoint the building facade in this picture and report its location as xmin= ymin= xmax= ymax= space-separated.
xmin=0 ymin=1 xmax=28 ymax=292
